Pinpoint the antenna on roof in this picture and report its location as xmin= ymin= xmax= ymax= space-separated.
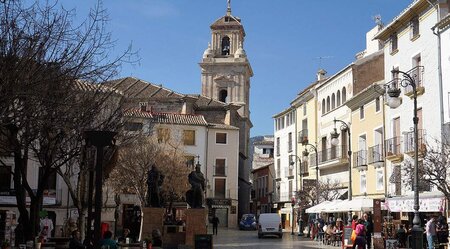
xmin=314 ymin=56 xmax=333 ymax=69
xmin=373 ymin=14 xmax=383 ymax=26
xmin=226 ymin=0 xmax=231 ymax=16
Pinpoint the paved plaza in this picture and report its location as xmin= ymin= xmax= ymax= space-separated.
xmin=208 ymin=227 xmax=339 ymax=249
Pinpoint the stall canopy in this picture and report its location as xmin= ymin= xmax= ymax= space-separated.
xmin=323 ymin=197 xmax=373 ymax=213
xmin=385 ymin=193 xmax=445 ymax=212
xmin=306 ymin=200 xmax=345 ymax=213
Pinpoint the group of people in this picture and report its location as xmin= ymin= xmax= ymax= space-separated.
xmin=68 ymin=228 xmax=163 ymax=249
xmin=322 ymin=218 xmax=345 ymax=245
xmin=351 ymin=213 xmax=374 ymax=249
xmin=425 ymin=215 xmax=449 ymax=249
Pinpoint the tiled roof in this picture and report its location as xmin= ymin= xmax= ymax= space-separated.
xmin=103 ymin=77 xmax=185 ymax=99
xmin=74 ymin=80 xmax=122 ymax=94
xmin=192 ymin=95 xmax=228 ymax=108
xmin=124 ymin=109 xmax=153 ymax=118
xmin=253 ymin=140 xmax=274 ymax=146
xmin=208 ymin=123 xmax=239 ymax=130
xmin=152 ymin=112 xmax=208 ymax=126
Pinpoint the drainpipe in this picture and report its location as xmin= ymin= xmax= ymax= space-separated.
xmin=428 ymin=0 xmax=445 ymax=136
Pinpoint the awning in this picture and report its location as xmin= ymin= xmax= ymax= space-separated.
xmin=385 ymin=192 xmax=445 ymax=212
xmin=306 ymin=200 xmax=345 ymax=213
xmin=324 ymin=197 xmax=373 ymax=213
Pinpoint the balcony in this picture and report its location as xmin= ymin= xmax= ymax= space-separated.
xmin=317 ymin=145 xmax=348 ymax=166
xmin=385 ymin=136 xmax=403 ymax=163
xmin=404 ymin=129 xmax=426 ymax=157
xmin=214 ymin=165 xmax=227 ymax=176
xmin=353 ymin=150 xmax=368 ymax=171
xmin=368 ymin=144 xmax=384 ymax=167
xmin=404 ymin=66 xmax=425 ymax=98
xmin=298 ymin=129 xmax=308 ymax=144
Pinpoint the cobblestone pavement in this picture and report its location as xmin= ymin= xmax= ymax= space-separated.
xmin=209 ymin=227 xmax=341 ymax=249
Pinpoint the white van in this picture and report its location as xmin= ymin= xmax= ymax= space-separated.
xmin=257 ymin=213 xmax=283 ymax=238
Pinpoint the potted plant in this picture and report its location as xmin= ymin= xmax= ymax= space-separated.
xmin=1 ymin=240 xmax=11 ymax=249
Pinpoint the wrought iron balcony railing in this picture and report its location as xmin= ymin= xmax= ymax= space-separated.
xmin=368 ymin=144 xmax=384 ymax=164
xmin=214 ymin=165 xmax=227 ymax=176
xmin=318 ymin=145 xmax=347 ymax=164
xmin=353 ymin=150 xmax=368 ymax=168
xmin=385 ymin=136 xmax=401 ymax=156
xmin=404 ymin=129 xmax=426 ymax=153
xmin=298 ymin=129 xmax=308 ymax=144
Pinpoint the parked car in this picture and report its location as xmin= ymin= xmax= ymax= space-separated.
xmin=239 ymin=214 xmax=257 ymax=230
xmin=257 ymin=213 xmax=283 ymax=238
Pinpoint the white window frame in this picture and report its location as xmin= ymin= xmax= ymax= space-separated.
xmin=360 ymin=172 xmax=367 ymax=194
xmin=376 ymin=169 xmax=384 ymax=191
xmin=215 ymin=132 xmax=228 ymax=145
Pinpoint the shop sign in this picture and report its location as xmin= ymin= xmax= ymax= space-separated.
xmin=386 ymin=197 xmax=444 ymax=212
xmin=206 ymin=198 xmax=231 ymax=206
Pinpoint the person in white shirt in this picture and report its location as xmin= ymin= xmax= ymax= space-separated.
xmin=426 ymin=217 xmax=437 ymax=249
xmin=40 ymin=216 xmax=54 ymax=239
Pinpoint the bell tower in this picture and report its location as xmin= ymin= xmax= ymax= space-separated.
xmin=199 ymin=0 xmax=253 ymax=118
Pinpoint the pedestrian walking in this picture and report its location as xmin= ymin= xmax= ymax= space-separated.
xmin=437 ymin=216 xmax=449 ymax=249
xmin=426 ymin=217 xmax=437 ymax=249
xmin=212 ymin=215 xmax=220 ymax=235
xmin=355 ymin=219 xmax=366 ymax=249
xmin=363 ymin=213 xmax=373 ymax=249
xmin=69 ymin=230 xmax=85 ymax=249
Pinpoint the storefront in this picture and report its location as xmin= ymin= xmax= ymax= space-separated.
xmin=206 ymin=198 xmax=232 ymax=227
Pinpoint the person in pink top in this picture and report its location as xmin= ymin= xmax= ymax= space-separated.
xmin=354 ymin=219 xmax=366 ymax=249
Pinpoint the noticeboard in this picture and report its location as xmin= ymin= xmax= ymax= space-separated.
xmin=343 ymin=226 xmax=353 ymax=247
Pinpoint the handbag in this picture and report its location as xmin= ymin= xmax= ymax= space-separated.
xmin=351 ymin=229 xmax=357 ymax=242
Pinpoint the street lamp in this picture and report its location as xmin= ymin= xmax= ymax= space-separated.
xmin=289 ymin=155 xmax=304 ymax=236
xmin=383 ymin=68 xmax=423 ymax=249
xmin=330 ymin=118 xmax=352 ymax=225
xmin=301 ymin=142 xmax=319 ymax=205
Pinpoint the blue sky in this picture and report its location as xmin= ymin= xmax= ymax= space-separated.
xmin=58 ymin=0 xmax=411 ymax=137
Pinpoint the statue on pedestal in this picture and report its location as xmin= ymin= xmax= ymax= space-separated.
xmin=147 ymin=164 xmax=164 ymax=207
xmin=186 ymin=164 xmax=205 ymax=208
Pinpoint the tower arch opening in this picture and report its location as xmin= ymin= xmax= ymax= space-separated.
xmin=221 ymin=36 xmax=230 ymax=55
xmin=219 ymin=89 xmax=228 ymax=102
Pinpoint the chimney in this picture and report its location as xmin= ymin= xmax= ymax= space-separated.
xmin=317 ymin=69 xmax=327 ymax=81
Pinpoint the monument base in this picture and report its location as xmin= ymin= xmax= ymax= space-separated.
xmin=141 ymin=207 xmax=165 ymax=240
xmin=185 ymin=209 xmax=207 ymax=247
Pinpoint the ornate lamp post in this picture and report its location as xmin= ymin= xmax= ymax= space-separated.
xmin=289 ymin=155 xmax=304 ymax=236
xmin=384 ymin=68 xmax=422 ymax=249
xmin=330 ymin=118 xmax=352 ymax=225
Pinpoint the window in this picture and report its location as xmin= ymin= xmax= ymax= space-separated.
xmin=219 ymin=89 xmax=228 ymax=102
xmin=276 ymin=137 xmax=280 ymax=156
xmin=390 ymin=33 xmax=398 ymax=53
xmin=342 ymin=87 xmax=347 ymax=103
xmin=326 ymin=96 xmax=330 ymax=112
xmin=337 ymin=90 xmax=341 ymax=106
xmin=157 ymin=128 xmax=170 ymax=143
xmin=183 ymin=130 xmax=195 ymax=145
xmin=214 ymin=178 xmax=226 ymax=198
xmin=221 ymin=36 xmax=230 ymax=55
xmin=376 ymin=169 xmax=384 ymax=191
xmin=360 ymin=172 xmax=367 ymax=193
xmin=322 ymin=99 xmax=326 ymax=115
xmin=289 ymin=180 xmax=293 ymax=197
xmin=331 ymin=93 xmax=336 ymax=110
xmin=0 ymin=166 xmax=11 ymax=191
xmin=410 ymin=16 xmax=419 ymax=39
xmin=39 ymin=167 xmax=57 ymax=190
xmin=288 ymin=132 xmax=292 ymax=152
xmin=360 ymin=105 xmax=365 ymax=119
xmin=277 ymin=158 xmax=281 ymax=178
xmin=124 ymin=122 xmax=143 ymax=132
xmin=215 ymin=159 xmax=226 ymax=176
xmin=375 ymin=97 xmax=381 ymax=112
xmin=139 ymin=102 xmax=148 ymax=112
xmin=303 ymin=104 xmax=307 ymax=115
xmin=216 ymin=132 xmax=227 ymax=144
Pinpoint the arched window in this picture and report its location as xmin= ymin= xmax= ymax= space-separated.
xmin=322 ymin=99 xmax=325 ymax=115
xmin=326 ymin=96 xmax=330 ymax=112
xmin=221 ymin=36 xmax=230 ymax=55
xmin=219 ymin=89 xmax=228 ymax=102
xmin=342 ymin=87 xmax=347 ymax=103
xmin=337 ymin=90 xmax=341 ymax=106
xmin=331 ymin=93 xmax=336 ymax=110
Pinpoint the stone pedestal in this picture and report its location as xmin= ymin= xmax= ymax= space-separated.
xmin=185 ymin=209 xmax=207 ymax=247
xmin=141 ymin=208 xmax=165 ymax=240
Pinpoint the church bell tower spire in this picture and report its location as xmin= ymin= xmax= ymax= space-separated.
xmin=227 ymin=0 xmax=231 ymax=16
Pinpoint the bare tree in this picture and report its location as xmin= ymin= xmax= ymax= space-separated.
xmin=108 ymin=133 xmax=190 ymax=240
xmin=297 ymin=178 xmax=343 ymax=209
xmin=0 ymin=0 xmax=133 ymax=240
xmin=402 ymin=137 xmax=450 ymax=203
